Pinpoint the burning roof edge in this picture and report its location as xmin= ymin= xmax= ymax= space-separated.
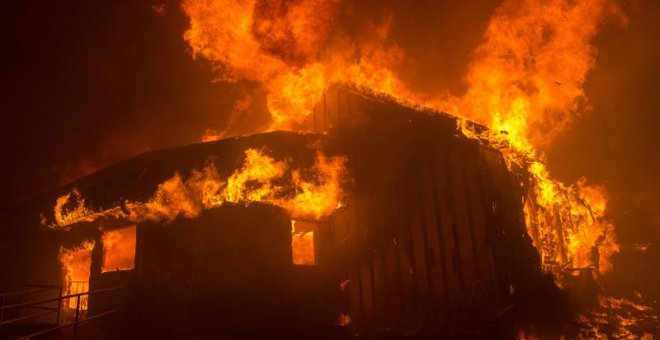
xmin=8 ymin=85 xmax=494 ymax=232
xmin=328 ymin=83 xmax=490 ymax=133
xmin=9 ymin=131 xmax=326 ymax=227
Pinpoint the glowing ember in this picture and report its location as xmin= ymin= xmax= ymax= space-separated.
xmin=101 ymin=226 xmax=137 ymax=273
xmin=336 ymin=313 xmax=352 ymax=326
xmin=40 ymin=0 xmax=650 ymax=334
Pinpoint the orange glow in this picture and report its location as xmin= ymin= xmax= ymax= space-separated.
xmin=52 ymin=189 xmax=95 ymax=228
xmin=44 ymin=0 xmax=625 ymax=296
xmin=336 ymin=313 xmax=352 ymax=326
xmin=281 ymin=152 xmax=346 ymax=220
xmin=201 ymin=128 xmax=225 ymax=142
xmin=58 ymin=240 xmax=94 ymax=310
xmin=522 ymin=163 xmax=619 ymax=275
xmin=101 ymin=226 xmax=137 ymax=273
xmin=437 ymin=0 xmax=625 ymax=151
xmin=224 ymin=148 xmax=287 ymax=203
xmin=181 ymin=0 xmax=410 ymax=129
xmin=181 ymin=0 xmax=342 ymax=128
xmin=181 ymin=0 xmax=624 ymax=279
xmin=291 ymin=220 xmax=315 ymax=265
xmin=44 ymin=148 xmax=346 ymax=228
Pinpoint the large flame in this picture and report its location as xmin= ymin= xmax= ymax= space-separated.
xmin=58 ymin=240 xmax=94 ymax=310
xmin=182 ymin=0 xmax=412 ymax=128
xmin=436 ymin=1 xmax=623 ymax=276
xmin=181 ymin=0 xmax=625 ymax=277
xmin=45 ymin=148 xmax=346 ymax=228
xmin=438 ymin=0 xmax=626 ymax=152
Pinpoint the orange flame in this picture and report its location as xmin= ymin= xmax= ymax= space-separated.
xmin=443 ymin=0 xmax=624 ymax=277
xmin=281 ymin=151 xmax=346 ymax=220
xmin=52 ymin=189 xmax=95 ymax=227
xmin=438 ymin=0 xmax=626 ymax=152
xmin=224 ymin=148 xmax=287 ymax=202
xmin=182 ymin=0 xmax=412 ymax=129
xmin=101 ymin=226 xmax=137 ymax=273
xmin=291 ymin=220 xmax=315 ymax=265
xmin=58 ymin=240 xmax=94 ymax=310
xmin=45 ymin=148 xmax=346 ymax=228
xmin=180 ymin=0 xmax=625 ymax=278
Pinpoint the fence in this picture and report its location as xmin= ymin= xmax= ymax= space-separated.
xmin=0 ymin=284 xmax=125 ymax=339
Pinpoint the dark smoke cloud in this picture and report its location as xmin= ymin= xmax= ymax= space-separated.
xmin=0 ymin=0 xmax=658 ymax=299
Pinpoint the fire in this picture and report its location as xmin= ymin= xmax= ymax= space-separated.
xmin=52 ymin=189 xmax=95 ymax=227
xmin=438 ymin=0 xmax=626 ymax=151
xmin=523 ymin=167 xmax=619 ymax=275
xmin=224 ymin=148 xmax=287 ymax=202
xmin=180 ymin=0 xmax=625 ymax=279
xmin=101 ymin=226 xmax=137 ymax=273
xmin=45 ymin=148 xmax=346 ymax=228
xmin=58 ymin=240 xmax=94 ymax=310
xmin=291 ymin=220 xmax=315 ymax=265
xmin=434 ymin=0 xmax=624 ymax=276
xmin=281 ymin=151 xmax=346 ymax=220
xmin=182 ymin=0 xmax=337 ymax=128
xmin=182 ymin=0 xmax=411 ymax=129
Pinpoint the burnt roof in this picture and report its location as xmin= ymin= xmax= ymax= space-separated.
xmin=9 ymin=86 xmax=490 ymax=234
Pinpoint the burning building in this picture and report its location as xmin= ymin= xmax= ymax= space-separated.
xmin=0 ymin=86 xmax=564 ymax=338
xmin=2 ymin=0 xmax=659 ymax=338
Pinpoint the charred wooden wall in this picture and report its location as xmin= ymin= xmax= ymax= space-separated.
xmin=312 ymin=86 xmax=541 ymax=335
xmin=117 ymin=204 xmax=342 ymax=337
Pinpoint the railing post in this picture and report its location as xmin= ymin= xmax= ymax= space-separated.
xmin=73 ymin=294 xmax=81 ymax=340
xmin=56 ymin=286 xmax=62 ymax=326
xmin=0 ymin=295 xmax=4 ymax=337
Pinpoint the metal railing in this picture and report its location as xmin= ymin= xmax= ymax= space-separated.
xmin=66 ymin=281 xmax=89 ymax=313
xmin=0 ymin=285 xmax=62 ymax=338
xmin=0 ymin=285 xmax=125 ymax=339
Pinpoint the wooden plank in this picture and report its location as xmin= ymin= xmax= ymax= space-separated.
xmin=471 ymin=147 xmax=501 ymax=299
xmin=431 ymin=145 xmax=461 ymax=321
xmin=348 ymin=196 xmax=364 ymax=325
xmin=387 ymin=195 xmax=406 ymax=324
xmin=410 ymin=199 xmax=430 ymax=317
xmin=462 ymin=144 xmax=497 ymax=304
xmin=445 ymin=144 xmax=478 ymax=301
xmin=419 ymin=160 xmax=446 ymax=321
xmin=356 ymin=188 xmax=375 ymax=324
xmin=367 ymin=191 xmax=388 ymax=327
xmin=396 ymin=196 xmax=416 ymax=321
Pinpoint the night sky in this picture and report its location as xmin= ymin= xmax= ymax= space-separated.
xmin=1 ymin=0 xmax=659 ymax=299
